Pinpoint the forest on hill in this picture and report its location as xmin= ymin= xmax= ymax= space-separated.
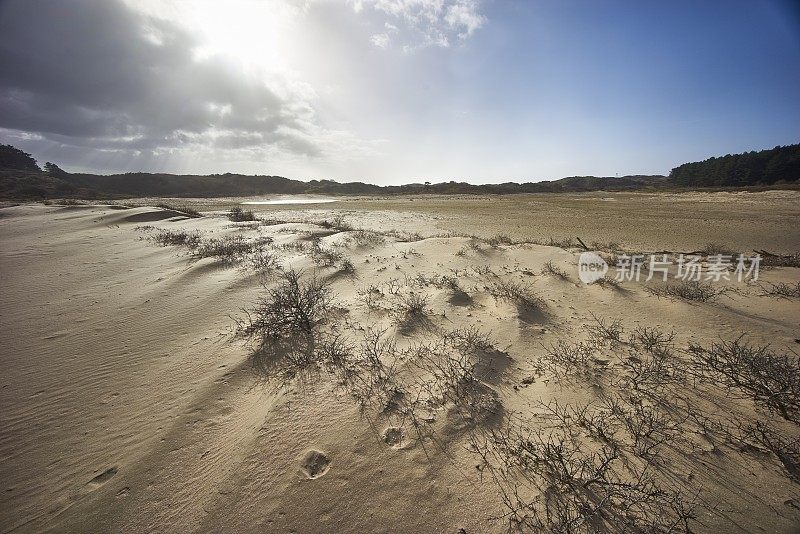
xmin=669 ymin=143 xmax=800 ymax=187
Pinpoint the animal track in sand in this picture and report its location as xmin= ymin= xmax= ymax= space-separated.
xmin=301 ymin=450 xmax=330 ymax=479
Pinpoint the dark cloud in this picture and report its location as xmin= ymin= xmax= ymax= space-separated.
xmin=0 ymin=0 xmax=322 ymax=158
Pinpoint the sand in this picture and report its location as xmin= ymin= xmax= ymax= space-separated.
xmin=136 ymin=189 xmax=800 ymax=254
xmin=1 ymin=200 xmax=799 ymax=533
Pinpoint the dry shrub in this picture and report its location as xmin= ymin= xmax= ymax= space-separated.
xmin=590 ymin=240 xmax=622 ymax=252
xmin=587 ymin=314 xmax=624 ymax=343
xmin=384 ymin=229 xmax=424 ymax=242
xmin=311 ymin=241 xmax=344 ymax=266
xmin=602 ymin=395 xmax=687 ymax=461
xmin=590 ymin=276 xmax=620 ymax=289
xmin=619 ymin=346 xmax=685 ymax=394
xmin=735 ymin=421 xmax=800 ymax=483
xmin=539 ymin=339 xmax=601 ymax=379
xmin=317 ymin=328 xmax=498 ymax=438
xmin=628 ymin=326 xmax=675 ymax=353
xmin=236 ymin=270 xmax=332 ymax=378
xmin=689 ymin=336 xmax=800 ymax=423
xmin=489 ymin=279 xmax=546 ymax=313
xmin=646 ymin=280 xmax=729 ymax=302
xmin=534 ymin=236 xmax=575 ymax=248
xmin=193 ymin=235 xmax=271 ymax=265
xmin=471 ymin=418 xmax=697 ymax=532
xmin=319 ymin=214 xmax=353 ymax=232
xmin=391 ymin=292 xmax=430 ymax=330
xmin=247 ymin=249 xmax=279 ymax=273
xmin=150 ymin=229 xmax=274 ymax=268
xmin=700 ymin=242 xmax=736 ymax=257
xmin=540 ymin=260 xmax=568 ymax=279
xmin=151 ymin=228 xmax=202 ymax=248
xmin=310 ymin=241 xmax=354 ymax=273
xmin=759 ymin=252 xmax=800 ymax=268
xmin=348 ymin=230 xmax=385 ymax=248
xmin=487 ymin=234 xmax=514 ymax=248
xmin=228 ymin=206 xmax=256 ymax=222
xmin=759 ymin=281 xmax=800 ymax=299
xmin=238 ymin=269 xmax=331 ymax=341
xmin=444 ymin=326 xmax=496 ymax=354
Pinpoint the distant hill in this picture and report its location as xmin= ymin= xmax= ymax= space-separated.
xmin=0 ymin=142 xmax=796 ymax=199
xmin=54 ymin=172 xmax=665 ymax=197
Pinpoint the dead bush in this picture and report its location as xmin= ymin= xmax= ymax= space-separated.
xmin=646 ymin=280 xmax=730 ymax=302
xmin=473 ymin=419 xmax=697 ymax=532
xmin=193 ymin=235 xmax=267 ymax=265
xmin=348 ymin=230 xmax=385 ymax=247
xmin=486 ymin=234 xmax=513 ymax=248
xmin=151 ymin=228 xmax=202 ymax=249
xmin=759 ymin=281 xmax=800 ymax=299
xmin=587 ymin=314 xmax=624 ymax=343
xmin=237 ymin=269 xmax=331 ymax=341
xmin=689 ymin=336 xmax=800 ymax=423
xmin=319 ymin=214 xmax=353 ymax=232
xmin=247 ymin=249 xmax=279 ymax=273
xmin=444 ymin=326 xmax=496 ymax=354
xmin=759 ymin=252 xmax=800 ymax=268
xmin=603 ymin=395 xmax=686 ymax=461
xmin=489 ymin=279 xmax=546 ymax=315
xmin=590 ymin=276 xmax=620 ymax=289
xmin=619 ymin=345 xmax=684 ymax=393
xmin=540 ymin=260 xmax=569 ymax=279
xmin=311 ymin=242 xmax=345 ymax=267
xmin=628 ymin=326 xmax=675 ymax=353
xmin=391 ymin=292 xmax=431 ymax=330
xmin=228 ymin=206 xmax=256 ymax=222
xmin=539 ymin=340 xmax=601 ymax=379
xmin=736 ymin=421 xmax=800 ymax=483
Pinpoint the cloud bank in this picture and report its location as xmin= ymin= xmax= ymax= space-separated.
xmin=0 ymin=0 xmax=385 ymax=169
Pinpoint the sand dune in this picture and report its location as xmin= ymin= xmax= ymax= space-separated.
xmin=1 ymin=203 xmax=799 ymax=533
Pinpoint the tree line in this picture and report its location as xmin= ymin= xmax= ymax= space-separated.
xmin=669 ymin=143 xmax=799 ymax=187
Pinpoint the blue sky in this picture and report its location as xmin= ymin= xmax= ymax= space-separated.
xmin=1 ymin=0 xmax=798 ymax=183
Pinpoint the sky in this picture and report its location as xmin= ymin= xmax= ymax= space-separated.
xmin=0 ymin=0 xmax=798 ymax=184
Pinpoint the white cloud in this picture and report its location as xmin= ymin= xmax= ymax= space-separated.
xmin=370 ymin=33 xmax=390 ymax=48
xmin=445 ymin=0 xmax=484 ymax=38
xmin=352 ymin=0 xmax=486 ymax=50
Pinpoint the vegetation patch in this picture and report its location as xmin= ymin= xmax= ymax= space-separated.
xmin=155 ymin=203 xmax=202 ymax=218
xmin=228 ymin=206 xmax=257 ymax=222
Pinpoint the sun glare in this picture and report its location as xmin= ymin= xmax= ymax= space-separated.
xmin=128 ymin=0 xmax=302 ymax=75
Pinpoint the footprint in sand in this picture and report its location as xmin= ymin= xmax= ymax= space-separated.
xmin=87 ymin=467 xmax=118 ymax=489
xmin=382 ymin=427 xmax=404 ymax=448
xmin=301 ymin=450 xmax=330 ymax=479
